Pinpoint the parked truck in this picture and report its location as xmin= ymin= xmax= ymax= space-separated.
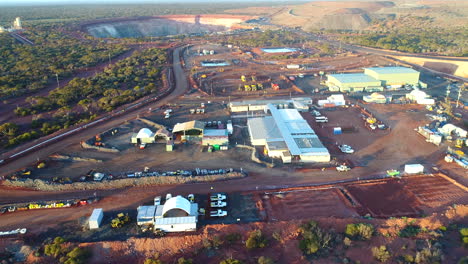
xmin=210 ymin=209 xmax=227 ymax=217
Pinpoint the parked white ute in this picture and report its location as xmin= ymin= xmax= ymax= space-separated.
xmin=338 ymin=144 xmax=354 ymax=154
xmin=210 ymin=193 xmax=227 ymax=201
xmin=210 ymin=200 xmax=227 ymax=208
xmin=336 ymin=165 xmax=351 ymax=172
xmin=210 ymin=209 xmax=227 ymax=217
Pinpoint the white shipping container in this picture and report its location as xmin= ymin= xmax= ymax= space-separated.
xmin=404 ymin=164 xmax=424 ymax=174
xmin=89 ymin=208 xmax=103 ymax=229
xmin=286 ymin=64 xmax=300 ymax=69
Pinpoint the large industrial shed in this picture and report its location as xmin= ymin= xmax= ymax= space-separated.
xmin=173 ymin=121 xmax=205 ymax=142
xmin=364 ymin=67 xmax=420 ymax=87
xmin=229 ymin=97 xmax=313 ymax=113
xmin=326 ymin=74 xmax=382 ymax=92
xmin=248 ymin=104 xmax=330 ymax=163
xmin=202 ymin=129 xmax=229 ymax=146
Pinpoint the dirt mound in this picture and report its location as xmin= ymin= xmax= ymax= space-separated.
xmin=269 ymin=1 xmax=393 ymax=30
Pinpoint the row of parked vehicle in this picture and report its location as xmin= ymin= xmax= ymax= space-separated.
xmin=209 ymin=193 xmax=227 ymax=217
xmin=127 ymin=168 xmax=236 ymax=178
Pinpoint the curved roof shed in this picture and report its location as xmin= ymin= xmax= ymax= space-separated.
xmin=136 ymin=128 xmax=155 ymax=138
xmin=162 ymin=196 xmax=191 ymax=217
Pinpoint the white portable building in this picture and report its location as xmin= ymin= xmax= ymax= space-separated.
xmin=89 ymin=208 xmax=103 ymax=229
xmin=404 ymin=164 xmax=424 ymax=174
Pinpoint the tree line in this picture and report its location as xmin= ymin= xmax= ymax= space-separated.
xmin=1 ymin=48 xmax=167 ymax=148
xmin=341 ymin=28 xmax=468 ymax=56
xmin=0 ymin=25 xmax=129 ymax=99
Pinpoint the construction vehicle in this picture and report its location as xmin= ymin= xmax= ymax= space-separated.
xmin=111 ymin=213 xmax=130 ymax=228
xmin=386 ymin=169 xmax=401 ymax=177
xmin=210 ymin=209 xmax=227 ymax=217
xmin=257 ymin=83 xmax=263 ymax=90
xmin=201 ymin=74 xmax=207 ymax=78
xmin=366 ymin=117 xmax=377 ymax=124
xmin=455 ymin=138 xmax=464 ymax=148
xmin=210 ymin=200 xmax=227 ymax=208
xmin=272 ymin=83 xmax=280 ymax=90
xmin=241 ymin=75 xmax=246 ymax=82
xmin=198 ymin=208 xmax=206 ymax=215
xmin=210 ymin=193 xmax=227 ymax=201
xmin=250 ymin=84 xmax=257 ymax=91
xmin=187 ymin=194 xmax=195 ymax=203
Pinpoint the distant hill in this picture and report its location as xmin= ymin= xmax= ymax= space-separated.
xmin=225 ymin=0 xmax=468 ymax=31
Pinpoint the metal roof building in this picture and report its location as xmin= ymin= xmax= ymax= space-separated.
xmin=326 ymin=73 xmax=382 ymax=92
xmin=173 ymin=121 xmax=205 ymax=142
xmin=229 ymin=97 xmax=313 ymax=112
xmin=202 ymin=129 xmax=229 ymax=146
xmin=247 ymin=104 xmax=330 ymax=163
xmin=364 ymin=67 xmax=420 ymax=86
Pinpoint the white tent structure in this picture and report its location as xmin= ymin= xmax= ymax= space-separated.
xmin=131 ymin=128 xmax=156 ymax=144
xmin=438 ymin=124 xmax=467 ymax=138
xmin=406 ymin=89 xmax=435 ymax=105
xmin=154 ymin=196 xmax=198 ymax=232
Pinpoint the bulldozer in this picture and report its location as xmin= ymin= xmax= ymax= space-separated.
xmin=111 ymin=213 xmax=130 ymax=228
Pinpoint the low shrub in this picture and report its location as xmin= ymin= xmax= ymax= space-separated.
xmin=345 ymin=223 xmax=374 ymax=240
xmin=399 ymin=225 xmax=421 ymax=238
xmin=372 ymin=245 xmax=391 ymax=263
xmin=245 ymin=230 xmax=268 ymax=249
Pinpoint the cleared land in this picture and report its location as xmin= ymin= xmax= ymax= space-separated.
xmin=262 ymin=188 xmax=358 ymax=221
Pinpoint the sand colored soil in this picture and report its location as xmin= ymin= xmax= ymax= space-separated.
xmin=394 ymin=56 xmax=468 ymax=78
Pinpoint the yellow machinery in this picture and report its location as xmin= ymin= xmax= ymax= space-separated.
xmin=111 ymin=213 xmax=130 ymax=228
xmin=241 ymin=75 xmax=246 ymax=82
xmin=455 ymin=139 xmax=464 ymax=148
xmin=366 ymin=117 xmax=377 ymax=124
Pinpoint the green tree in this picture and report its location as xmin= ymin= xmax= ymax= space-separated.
xmin=177 ymin=257 xmax=193 ymax=264
xmin=220 ymin=258 xmax=243 ymax=264
xmin=372 ymin=246 xmax=391 ymax=262
xmin=258 ymin=256 xmax=275 ymax=264
xmin=245 ymin=230 xmax=268 ymax=249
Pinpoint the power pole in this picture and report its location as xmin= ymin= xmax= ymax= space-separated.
xmin=55 ymin=73 xmax=60 ymax=88
xmin=456 ymin=84 xmax=463 ymax=108
xmin=108 ymin=52 xmax=111 ymax=64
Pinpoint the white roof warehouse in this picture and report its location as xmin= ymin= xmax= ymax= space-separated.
xmin=248 ymin=104 xmax=330 ymax=163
